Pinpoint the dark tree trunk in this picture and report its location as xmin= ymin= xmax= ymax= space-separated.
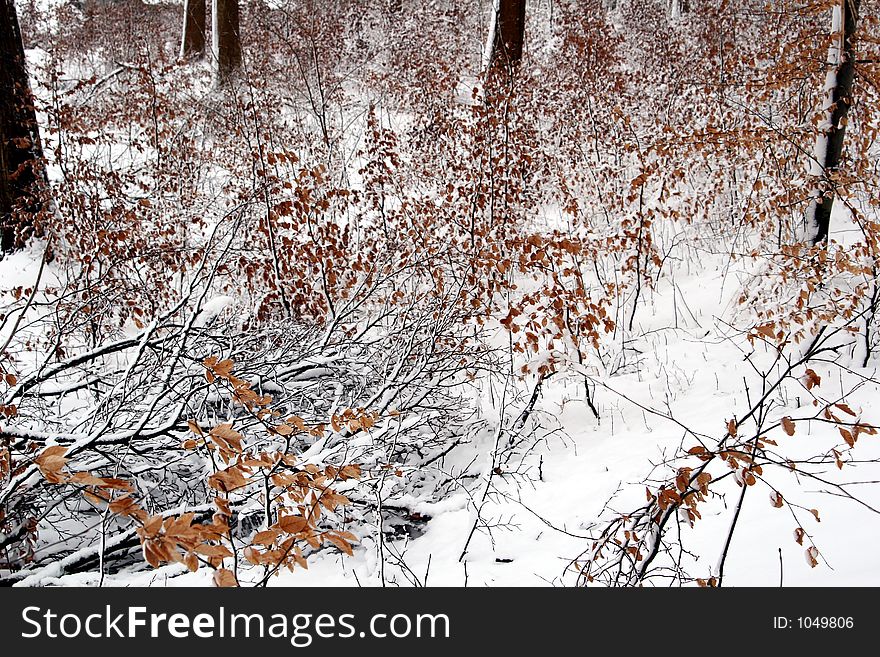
xmin=1 ymin=0 xmax=44 ymax=253
xmin=213 ymin=0 xmax=242 ymax=83
xmin=488 ymin=0 xmax=527 ymax=73
xmin=180 ymin=0 xmax=206 ymax=59
xmin=808 ymin=0 xmax=860 ymax=245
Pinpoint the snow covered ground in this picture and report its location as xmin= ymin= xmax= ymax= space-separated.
xmin=7 ymin=245 xmax=872 ymax=588
xmin=4 ymin=0 xmax=879 ymax=588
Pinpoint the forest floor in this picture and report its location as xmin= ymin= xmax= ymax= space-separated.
xmin=5 ymin=1 xmax=880 ymax=588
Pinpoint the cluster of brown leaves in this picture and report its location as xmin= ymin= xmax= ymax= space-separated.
xmin=138 ymin=506 xmax=231 ymax=572
xmin=27 ymin=356 xmax=366 ymax=585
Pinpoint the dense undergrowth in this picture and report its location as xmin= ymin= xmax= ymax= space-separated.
xmin=1 ymin=0 xmax=879 ymax=586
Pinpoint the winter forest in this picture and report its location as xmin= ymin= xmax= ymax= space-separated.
xmin=0 ymin=0 xmax=878 ymax=588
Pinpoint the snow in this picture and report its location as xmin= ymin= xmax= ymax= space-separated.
xmin=3 ymin=0 xmax=879 ymax=590
xmin=36 ymin=255 xmax=870 ymax=589
xmin=193 ymin=295 xmax=235 ymax=328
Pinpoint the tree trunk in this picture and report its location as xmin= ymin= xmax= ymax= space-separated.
xmin=671 ymin=0 xmax=690 ymax=18
xmin=213 ymin=0 xmax=241 ymax=83
xmin=806 ymin=0 xmax=860 ymax=245
xmin=486 ymin=0 xmax=527 ymax=74
xmin=1 ymin=0 xmax=44 ymax=253
xmin=180 ymin=0 xmax=206 ymax=59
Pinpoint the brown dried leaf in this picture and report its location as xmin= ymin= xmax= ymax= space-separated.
xmin=214 ymin=496 xmax=231 ymax=516
xmin=835 ymin=403 xmax=857 ymax=417
xmin=35 ymin=445 xmax=68 ymax=468
xmin=252 ymin=529 xmax=280 ymax=546
xmin=324 ymin=532 xmax=353 ymax=556
xmin=68 ymin=472 xmax=109 ymax=487
xmin=274 ymin=423 xmax=294 ymax=436
xmin=109 ymin=495 xmax=143 ymax=518
xmin=339 ymin=464 xmax=362 ymax=480
xmin=194 ymin=544 xmax=234 ymax=558
xmin=143 ymin=540 xmax=162 ymax=568
xmin=213 ymin=568 xmax=238 ymax=587
xmin=142 ymin=515 xmax=164 ymax=537
xmin=277 ymin=514 xmax=309 ymax=535
xmin=208 ymin=466 xmax=249 ymax=492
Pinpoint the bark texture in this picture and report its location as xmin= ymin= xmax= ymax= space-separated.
xmin=213 ymin=0 xmax=242 ymax=83
xmin=808 ymin=0 xmax=860 ymax=245
xmin=1 ymin=0 xmax=44 ymax=252
xmin=181 ymin=0 xmax=207 ymax=59
xmin=488 ymin=0 xmax=527 ymax=73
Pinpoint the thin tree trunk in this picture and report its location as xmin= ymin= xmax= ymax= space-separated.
xmin=486 ymin=0 xmax=527 ymax=74
xmin=180 ymin=0 xmax=206 ymax=59
xmin=213 ymin=0 xmax=242 ymax=83
xmin=1 ymin=0 xmax=44 ymax=253
xmin=805 ymin=0 xmax=860 ymax=245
